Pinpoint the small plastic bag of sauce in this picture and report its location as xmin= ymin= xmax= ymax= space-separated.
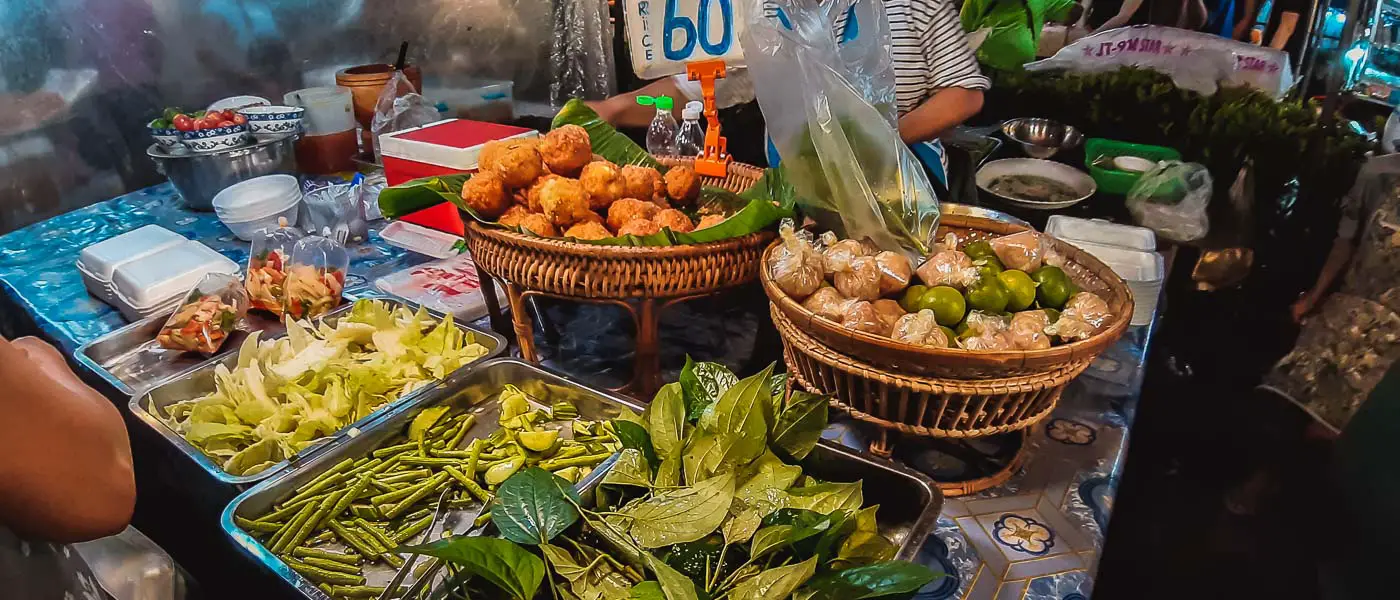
xmin=245 ymin=221 xmax=303 ymax=315
xmin=156 ymin=272 xmax=249 ymax=355
xmin=282 ymin=229 xmax=349 ymax=320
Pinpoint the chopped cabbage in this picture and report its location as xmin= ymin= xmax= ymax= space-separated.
xmin=156 ymin=299 xmax=491 ymax=476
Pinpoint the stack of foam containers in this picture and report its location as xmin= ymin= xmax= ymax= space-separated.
xmin=77 ymin=225 xmax=241 ymax=321
xmin=1045 ymin=215 xmax=1165 ymax=327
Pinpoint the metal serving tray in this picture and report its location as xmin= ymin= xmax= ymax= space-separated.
xmin=77 ymin=310 xmax=285 ymax=397
xmin=224 ymin=359 xmax=943 ymax=599
xmin=129 ymin=298 xmax=506 ymax=486
xmin=223 ymin=358 xmax=635 ymax=598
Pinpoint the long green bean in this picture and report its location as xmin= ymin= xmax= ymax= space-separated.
xmin=327 ymin=520 xmax=380 ymax=558
xmin=384 ymin=472 xmax=450 ymax=519
xmin=291 ymin=547 xmax=361 ymax=565
xmin=293 ymin=458 xmax=354 ymax=494
xmin=300 ymin=556 xmax=361 ymax=575
xmin=538 ymin=453 xmax=613 ymax=471
xmin=371 ymin=442 xmax=416 ymax=458
xmin=284 ymin=556 xmax=366 ymax=586
xmin=328 ymin=585 xmax=392 ymax=598
xmin=320 ymin=473 xmax=371 ymax=528
xmin=269 ymin=502 xmax=317 ymax=554
xmin=442 ymin=466 xmax=491 ymax=502
xmin=393 ymin=514 xmax=433 ymax=543
xmin=235 ymin=516 xmax=282 ymax=533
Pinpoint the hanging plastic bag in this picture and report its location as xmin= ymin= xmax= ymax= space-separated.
xmin=370 ymin=70 xmax=443 ymax=161
xmin=741 ymin=0 xmax=941 ymax=260
xmin=1126 ymin=161 xmax=1212 ymax=242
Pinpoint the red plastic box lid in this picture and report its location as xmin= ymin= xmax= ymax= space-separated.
xmin=380 ymin=119 xmax=537 ymax=169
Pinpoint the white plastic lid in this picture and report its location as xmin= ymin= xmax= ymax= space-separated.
xmin=682 ymin=106 xmax=702 ymax=120
xmin=112 ymin=241 xmax=240 ymax=310
xmin=685 ymin=101 xmax=703 ymax=112
xmin=1066 ymin=240 xmax=1164 ymax=283
xmin=77 ymin=225 xmax=187 ymax=282
xmin=1045 ymin=215 xmax=1157 ymax=252
xmin=213 ymin=175 xmax=301 ymax=220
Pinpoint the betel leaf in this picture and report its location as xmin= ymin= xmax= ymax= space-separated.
xmin=835 ymin=506 xmax=898 ymax=567
xmin=552 ymin=99 xmax=661 ymax=170
xmin=625 ymin=472 xmax=736 ymax=548
xmin=732 ymin=556 xmax=818 ymax=600
xmin=541 ymin=543 xmax=633 ymax=600
xmin=721 ymin=502 xmax=763 ymax=545
xmin=603 ymin=449 xmax=653 ymax=489
xmin=377 ymin=174 xmax=468 ymax=219
xmin=655 ymin=445 xmax=683 ymax=488
xmin=645 ymin=553 xmax=701 ymax=600
xmin=398 ymin=536 xmax=545 ymax=600
xmin=750 ymin=525 xmax=798 ymax=560
xmin=735 ymin=451 xmax=802 ymax=516
xmin=679 ymin=358 xmax=738 ymax=422
xmin=630 ymin=581 xmax=666 ymax=600
xmin=785 ymin=481 xmax=863 ymax=514
xmin=686 ymin=365 xmax=775 ymax=479
xmin=613 ymin=420 xmax=660 ymax=472
xmin=798 ymin=561 xmax=944 ymax=600
xmin=492 ymin=467 xmax=581 ymax=545
xmin=647 ymin=383 xmax=687 ymax=459
xmin=766 ymin=373 xmax=788 ymax=407
xmin=804 ymin=510 xmax=858 ymax=563
xmin=770 ymin=391 xmax=829 ymax=461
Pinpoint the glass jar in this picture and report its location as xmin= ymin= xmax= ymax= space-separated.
xmin=156 ymin=272 xmax=249 ymax=355
xmin=282 ymin=229 xmax=349 ymax=320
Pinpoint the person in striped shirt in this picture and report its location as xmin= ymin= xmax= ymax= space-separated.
xmin=590 ymin=0 xmax=988 ymax=184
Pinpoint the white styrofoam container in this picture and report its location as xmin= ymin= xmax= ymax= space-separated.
xmin=1064 ymin=240 xmax=1164 ymax=326
xmin=1046 ymin=215 xmax=1157 ymax=252
xmin=379 ymin=220 xmax=465 ymax=259
xmin=110 ymin=241 xmax=240 ymax=321
xmin=374 ymin=252 xmax=506 ymax=321
xmin=76 ymin=225 xmax=187 ymax=305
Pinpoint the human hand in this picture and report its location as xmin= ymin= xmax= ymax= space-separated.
xmin=1290 ymin=292 xmax=1318 ymax=323
xmin=9 ymin=336 xmax=94 ymax=397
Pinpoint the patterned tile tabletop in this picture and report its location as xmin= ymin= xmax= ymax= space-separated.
xmin=0 ymin=183 xmax=1157 ymax=599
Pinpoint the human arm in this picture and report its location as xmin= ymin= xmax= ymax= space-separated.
xmin=1182 ymin=0 xmax=1209 ymax=29
xmin=0 ymin=337 xmax=135 ymax=543
xmin=899 ymin=88 xmax=985 ymax=144
xmin=1094 ymin=0 xmax=1144 ymax=32
xmin=1233 ymin=0 xmax=1257 ymax=40
xmin=1269 ymin=11 xmax=1299 ymax=49
xmin=900 ymin=0 xmax=989 ymax=144
xmin=588 ymin=69 xmax=755 ymax=128
xmin=1292 ymin=236 xmax=1353 ymax=321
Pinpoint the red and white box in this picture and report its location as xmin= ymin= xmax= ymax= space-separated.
xmin=380 ymin=119 xmax=537 ymax=186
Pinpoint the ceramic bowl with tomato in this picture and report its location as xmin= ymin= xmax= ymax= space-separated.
xmin=238 ymin=105 xmax=305 ymax=139
xmin=177 ymin=110 xmax=251 ymax=153
xmin=148 ymin=120 xmax=184 ymax=152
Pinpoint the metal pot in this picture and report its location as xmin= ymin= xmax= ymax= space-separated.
xmin=148 ymin=135 xmax=298 ymax=211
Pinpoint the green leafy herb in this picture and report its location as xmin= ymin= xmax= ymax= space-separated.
xmin=732 ymin=556 xmax=818 ymax=600
xmin=398 ymin=536 xmax=545 ymax=600
xmin=646 ymin=383 xmax=687 ymax=459
xmin=378 ymin=174 xmax=468 ymax=219
xmin=785 ymin=482 xmax=863 ymax=514
xmin=630 ymin=581 xmax=666 ymax=600
xmin=735 ymin=452 xmax=802 ymax=516
xmin=624 ymin=472 xmax=736 ymax=548
xmin=798 ymin=561 xmax=944 ymax=600
xmin=835 ymin=506 xmax=898 ymax=567
xmin=722 ymin=504 xmax=763 ymax=545
xmin=492 ymin=467 xmax=581 ymax=545
xmin=686 ymin=365 xmax=775 ymax=480
xmin=613 ymin=420 xmax=660 ymax=472
xmin=645 ymin=553 xmax=701 ymax=600
xmin=769 ymin=391 xmax=828 ymax=461
xmin=603 ymin=449 xmax=654 ymax=489
xmin=679 ymin=357 xmax=738 ymax=422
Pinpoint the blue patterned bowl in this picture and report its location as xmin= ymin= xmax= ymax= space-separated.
xmin=148 ymin=121 xmax=184 ymax=151
xmin=238 ymin=105 xmax=305 ymax=139
xmin=179 ymin=123 xmax=251 ymax=153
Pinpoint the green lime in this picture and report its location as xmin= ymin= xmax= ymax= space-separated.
xmin=900 ymin=284 xmax=928 ymax=313
xmin=963 ymin=240 xmax=997 ymax=262
xmin=974 ymin=257 xmax=1003 ymax=282
xmin=998 ymin=270 xmax=1037 ymax=312
xmin=965 ymin=277 xmax=1011 ymax=313
xmin=914 ymin=286 xmax=966 ymax=326
xmin=1043 ymin=307 xmax=1062 ymax=323
xmin=938 ymin=326 xmax=957 ymax=342
xmin=1031 ymin=266 xmax=1073 ymax=309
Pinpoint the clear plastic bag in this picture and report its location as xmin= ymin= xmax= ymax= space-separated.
xmin=157 ymin=273 xmax=248 ymax=355
xmin=819 ymin=232 xmax=869 ymax=276
xmin=769 ymin=222 xmax=825 ymax=299
xmin=989 ymin=231 xmax=1046 ymax=272
xmin=959 ymin=311 xmax=1013 ymax=351
xmin=873 ymin=251 xmax=912 ymax=295
xmin=282 ymin=230 xmax=349 ymax=320
xmin=1048 ymin=292 xmax=1113 ymax=341
xmin=871 ymin=298 xmax=906 ymax=334
xmin=1007 ymin=310 xmax=1052 ymax=350
xmin=245 ymin=222 xmax=303 ymax=315
xmin=370 ymin=70 xmax=444 ymax=161
xmin=833 ymin=256 xmax=882 ymax=301
xmin=916 ymin=234 xmax=977 ymax=289
xmin=802 ymin=286 xmax=850 ymax=322
xmin=1126 ymin=161 xmax=1212 ymax=242
xmin=891 ymin=309 xmax=948 ymax=348
xmin=741 ymin=0 xmax=940 ymax=260
xmin=301 ymin=181 xmax=369 ymax=244
xmin=840 ymin=300 xmax=885 ymax=335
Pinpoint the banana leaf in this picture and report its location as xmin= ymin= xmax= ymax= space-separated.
xmin=378 ymin=100 xmax=798 ymax=246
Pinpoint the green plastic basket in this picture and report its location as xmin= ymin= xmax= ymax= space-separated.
xmin=1084 ymin=138 xmax=1182 ymax=195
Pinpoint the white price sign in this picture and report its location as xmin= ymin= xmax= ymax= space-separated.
xmin=622 ymin=0 xmax=751 ymax=79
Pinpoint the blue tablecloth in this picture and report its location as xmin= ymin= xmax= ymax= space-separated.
xmin=0 ymin=182 xmax=1156 ymax=600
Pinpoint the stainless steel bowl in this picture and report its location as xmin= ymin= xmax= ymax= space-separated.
xmin=147 ymin=134 xmax=298 ymax=211
xmin=1001 ymin=118 xmax=1084 ymax=159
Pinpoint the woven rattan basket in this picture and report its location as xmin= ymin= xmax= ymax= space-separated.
xmin=761 ymin=213 xmax=1133 ymax=378
xmin=467 ymin=157 xmax=775 ymax=300
xmin=775 ymin=303 xmax=1092 ymax=440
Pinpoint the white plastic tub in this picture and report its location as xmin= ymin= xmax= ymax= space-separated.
xmin=220 ymin=199 xmax=301 ymax=241
xmin=110 ymin=241 xmax=240 ymax=321
xmin=1046 ymin=215 xmax=1157 ymax=252
xmin=1065 ymin=240 xmax=1165 ymax=326
xmin=77 ymin=225 xmax=188 ymax=305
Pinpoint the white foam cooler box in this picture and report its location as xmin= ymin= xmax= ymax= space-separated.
xmin=379 ymin=119 xmax=538 ymax=186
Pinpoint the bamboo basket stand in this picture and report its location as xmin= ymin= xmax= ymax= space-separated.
xmin=467 ymin=157 xmax=774 ymax=398
xmin=765 ymin=213 xmax=1133 ymax=495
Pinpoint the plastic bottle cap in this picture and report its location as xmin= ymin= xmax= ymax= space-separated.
xmin=636 ymin=95 xmax=656 ymax=107
xmin=655 ymin=96 xmax=674 ymax=111
xmin=682 ymin=106 xmax=702 ymax=120
xmin=686 ymin=100 xmax=703 ymax=112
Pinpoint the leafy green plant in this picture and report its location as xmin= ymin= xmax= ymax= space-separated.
xmin=398 ymin=361 xmax=942 ymax=600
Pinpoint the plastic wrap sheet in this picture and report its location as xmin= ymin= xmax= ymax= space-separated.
xmin=550 ymin=0 xmax=616 ymax=106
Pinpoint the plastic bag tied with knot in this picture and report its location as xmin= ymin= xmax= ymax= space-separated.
xmin=740 ymin=0 xmax=941 ymax=260
xmin=371 ymin=70 xmax=444 ymax=160
xmin=1126 ymin=160 xmax=1212 ymax=242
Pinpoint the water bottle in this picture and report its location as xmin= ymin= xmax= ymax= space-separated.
xmin=639 ymin=95 xmax=678 ymax=156
xmin=676 ymin=102 xmax=705 ymax=157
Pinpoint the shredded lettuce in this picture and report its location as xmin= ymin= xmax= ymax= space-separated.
xmin=157 ymin=299 xmax=491 ymax=476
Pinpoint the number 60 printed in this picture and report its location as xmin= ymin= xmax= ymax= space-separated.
xmin=663 ymin=0 xmax=734 ymax=60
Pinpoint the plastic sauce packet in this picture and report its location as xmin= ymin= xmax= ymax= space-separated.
xmin=282 ymin=230 xmax=349 ymax=320
xmin=245 ymin=223 xmax=303 ymax=315
xmin=156 ymin=272 xmax=248 ymax=355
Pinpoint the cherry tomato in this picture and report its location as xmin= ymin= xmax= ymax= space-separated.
xmin=172 ymin=114 xmax=194 ymax=131
xmin=222 ymin=110 xmax=238 ymax=121
xmin=190 ymin=119 xmax=204 ymax=131
xmin=217 ymin=120 xmax=235 ymax=128
xmin=266 ymin=252 xmax=282 ymax=271
xmin=231 ymin=113 xmax=247 ymax=126
xmin=202 ymin=115 xmax=224 ymax=129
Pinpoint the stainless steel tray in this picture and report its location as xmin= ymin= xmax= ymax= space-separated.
xmin=223 ymin=358 xmax=636 ymax=599
xmin=77 ymin=310 xmax=285 ymax=397
xmin=129 ymin=298 xmax=506 ymax=486
xmin=224 ymin=359 xmax=943 ymax=599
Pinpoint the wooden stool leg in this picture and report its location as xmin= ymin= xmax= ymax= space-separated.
xmin=868 ymin=429 xmax=894 ymax=458
xmin=506 ymin=283 xmax=538 ymax=363
xmin=634 ymin=298 xmax=660 ymax=398
xmin=478 ymin=274 xmax=510 ymax=337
